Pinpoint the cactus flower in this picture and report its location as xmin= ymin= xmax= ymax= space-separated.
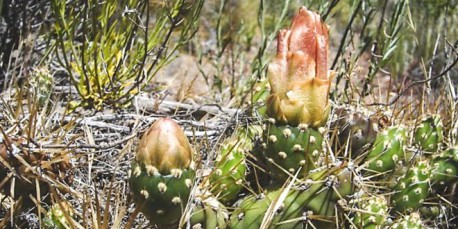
xmin=266 ymin=7 xmax=333 ymax=127
xmin=136 ymin=117 xmax=193 ymax=175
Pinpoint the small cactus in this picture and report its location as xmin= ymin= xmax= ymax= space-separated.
xmin=353 ymin=195 xmax=389 ymax=229
xmin=391 ymin=212 xmax=424 ymax=229
xmin=262 ymin=120 xmax=325 ymax=180
xmin=391 ymin=161 xmax=431 ymax=212
xmin=414 ymin=116 xmax=443 ymax=152
xmin=365 ymin=126 xmax=407 ymax=173
xmin=189 ymin=194 xmax=229 ymax=229
xmin=430 ymin=148 xmax=458 ymax=186
xmin=129 ymin=118 xmax=195 ymax=228
xmin=210 ymin=130 xmax=250 ymax=203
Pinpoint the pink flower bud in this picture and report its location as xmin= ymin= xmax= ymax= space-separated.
xmin=136 ymin=118 xmax=193 ymax=174
xmin=267 ymin=7 xmax=334 ymax=127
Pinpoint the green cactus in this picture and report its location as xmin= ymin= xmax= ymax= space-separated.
xmin=261 ymin=120 xmax=325 ymax=180
xmin=210 ymin=132 xmax=250 ymax=204
xmin=229 ymin=166 xmax=352 ymax=228
xmin=30 ymin=67 xmax=54 ymax=106
xmin=414 ymin=116 xmax=443 ymax=152
xmin=129 ymin=118 xmax=195 ymax=228
xmin=42 ymin=202 xmax=73 ymax=229
xmin=430 ymin=148 xmax=458 ymax=186
xmin=189 ymin=195 xmax=229 ymax=229
xmin=352 ymin=195 xmax=389 ymax=229
xmin=365 ymin=126 xmax=407 ymax=173
xmin=391 ymin=212 xmax=424 ymax=229
xmin=391 ymin=161 xmax=431 ymax=212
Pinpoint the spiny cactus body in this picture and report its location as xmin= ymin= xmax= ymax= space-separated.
xmin=129 ymin=118 xmax=195 ymax=228
xmin=353 ymin=195 xmax=389 ymax=229
xmin=391 ymin=161 xmax=431 ymax=212
xmin=262 ymin=121 xmax=324 ymax=180
xmin=430 ymin=148 xmax=458 ymax=186
xmin=229 ymin=167 xmax=352 ymax=228
xmin=414 ymin=116 xmax=443 ymax=152
xmin=189 ymin=195 xmax=229 ymax=229
xmin=391 ymin=212 xmax=424 ymax=229
xmin=210 ymin=134 xmax=249 ymax=204
xmin=365 ymin=126 xmax=407 ymax=173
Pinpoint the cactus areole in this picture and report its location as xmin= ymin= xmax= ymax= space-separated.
xmin=266 ymin=7 xmax=334 ymax=127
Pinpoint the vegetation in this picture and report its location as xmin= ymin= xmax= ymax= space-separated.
xmin=0 ymin=0 xmax=457 ymax=228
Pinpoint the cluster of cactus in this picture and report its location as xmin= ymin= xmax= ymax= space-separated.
xmin=128 ymin=6 xmax=458 ymax=228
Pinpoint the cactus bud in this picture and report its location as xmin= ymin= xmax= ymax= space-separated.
xmin=135 ymin=118 xmax=193 ymax=174
xmin=266 ymin=7 xmax=334 ymax=127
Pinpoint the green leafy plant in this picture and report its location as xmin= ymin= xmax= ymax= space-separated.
xmin=51 ymin=0 xmax=203 ymax=110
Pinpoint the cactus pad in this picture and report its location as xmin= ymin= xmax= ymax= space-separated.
xmin=262 ymin=121 xmax=325 ymax=180
xmin=392 ymin=161 xmax=431 ymax=212
xmin=414 ymin=116 xmax=443 ymax=152
xmin=365 ymin=126 xmax=407 ymax=173
xmin=210 ymin=135 xmax=249 ymax=203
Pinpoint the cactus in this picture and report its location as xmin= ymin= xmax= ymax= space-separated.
xmin=364 ymin=126 xmax=407 ymax=173
xmin=262 ymin=120 xmax=325 ymax=180
xmin=391 ymin=161 xmax=431 ymax=212
xmin=414 ymin=116 xmax=443 ymax=152
xmin=430 ymin=148 xmax=458 ymax=186
xmin=129 ymin=118 xmax=195 ymax=228
xmin=30 ymin=67 xmax=54 ymax=107
xmin=210 ymin=130 xmax=250 ymax=204
xmin=189 ymin=194 xmax=229 ymax=229
xmin=42 ymin=201 xmax=73 ymax=229
xmin=229 ymin=166 xmax=352 ymax=228
xmin=352 ymin=195 xmax=389 ymax=229
xmin=391 ymin=212 xmax=424 ymax=229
